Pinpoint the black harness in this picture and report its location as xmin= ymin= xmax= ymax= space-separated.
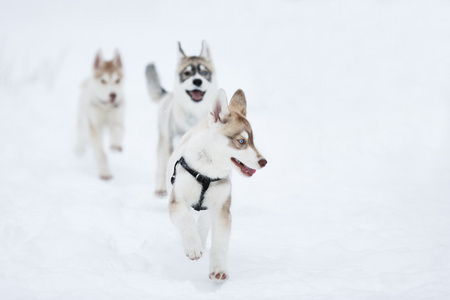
xmin=171 ymin=157 xmax=222 ymax=211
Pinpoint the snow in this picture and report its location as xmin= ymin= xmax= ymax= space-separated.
xmin=1 ymin=0 xmax=450 ymax=299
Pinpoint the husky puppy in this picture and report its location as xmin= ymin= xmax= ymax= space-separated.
xmin=145 ymin=41 xmax=218 ymax=196
xmin=168 ymin=89 xmax=267 ymax=281
xmin=75 ymin=50 xmax=125 ymax=180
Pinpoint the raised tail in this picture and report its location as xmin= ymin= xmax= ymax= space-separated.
xmin=145 ymin=63 xmax=167 ymax=102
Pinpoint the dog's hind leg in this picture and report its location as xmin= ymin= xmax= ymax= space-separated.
xmin=155 ymin=134 xmax=171 ymax=196
xmin=89 ymin=123 xmax=112 ymax=180
xmin=169 ymin=192 xmax=203 ymax=261
xmin=209 ymin=196 xmax=231 ymax=281
xmin=198 ymin=212 xmax=211 ymax=249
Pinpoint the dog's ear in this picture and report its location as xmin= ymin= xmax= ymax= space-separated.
xmin=229 ymin=89 xmax=247 ymax=116
xmin=199 ymin=40 xmax=211 ymax=61
xmin=177 ymin=41 xmax=187 ymax=61
xmin=113 ymin=49 xmax=122 ymax=68
xmin=94 ymin=50 xmax=103 ymax=70
xmin=209 ymin=89 xmax=230 ymax=124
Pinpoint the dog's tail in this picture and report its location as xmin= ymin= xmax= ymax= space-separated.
xmin=145 ymin=63 xmax=167 ymax=102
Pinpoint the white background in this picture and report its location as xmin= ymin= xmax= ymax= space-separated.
xmin=1 ymin=0 xmax=449 ymax=299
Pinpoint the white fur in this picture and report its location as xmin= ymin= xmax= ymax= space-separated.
xmin=75 ymin=50 xmax=125 ymax=180
xmin=168 ymin=89 xmax=266 ymax=281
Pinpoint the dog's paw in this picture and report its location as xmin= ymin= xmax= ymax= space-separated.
xmin=110 ymin=145 xmax=123 ymax=152
xmin=100 ymin=173 xmax=113 ymax=180
xmin=209 ymin=270 xmax=228 ymax=281
xmin=185 ymin=248 xmax=203 ymax=261
xmin=184 ymin=240 xmax=203 ymax=260
xmin=154 ymin=190 xmax=167 ymax=197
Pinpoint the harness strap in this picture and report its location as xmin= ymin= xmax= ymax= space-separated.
xmin=171 ymin=157 xmax=221 ymax=211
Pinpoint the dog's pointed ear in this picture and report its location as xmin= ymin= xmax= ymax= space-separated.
xmin=113 ymin=49 xmax=122 ymax=68
xmin=209 ymin=89 xmax=230 ymax=124
xmin=199 ymin=40 xmax=211 ymax=61
xmin=94 ymin=50 xmax=103 ymax=70
xmin=177 ymin=41 xmax=187 ymax=61
xmin=229 ymin=89 xmax=247 ymax=116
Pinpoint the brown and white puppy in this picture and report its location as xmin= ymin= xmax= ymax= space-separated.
xmin=145 ymin=41 xmax=218 ymax=196
xmin=167 ymin=89 xmax=267 ymax=281
xmin=75 ymin=50 xmax=125 ymax=180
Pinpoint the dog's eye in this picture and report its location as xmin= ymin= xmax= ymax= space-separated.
xmin=184 ymin=71 xmax=191 ymax=76
xmin=201 ymin=71 xmax=208 ymax=76
xmin=238 ymin=139 xmax=245 ymax=144
xmin=101 ymin=79 xmax=107 ymax=84
xmin=115 ymin=79 xmax=120 ymax=84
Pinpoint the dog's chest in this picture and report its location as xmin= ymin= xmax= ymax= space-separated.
xmin=174 ymin=173 xmax=231 ymax=208
xmin=88 ymin=105 xmax=122 ymax=126
xmin=172 ymin=111 xmax=198 ymax=136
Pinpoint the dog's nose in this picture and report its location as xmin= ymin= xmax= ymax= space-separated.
xmin=109 ymin=93 xmax=117 ymax=102
xmin=258 ymin=158 xmax=267 ymax=168
xmin=193 ymin=79 xmax=202 ymax=87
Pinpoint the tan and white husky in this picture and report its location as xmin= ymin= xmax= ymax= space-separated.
xmin=145 ymin=41 xmax=218 ymax=196
xmin=75 ymin=50 xmax=125 ymax=180
xmin=168 ymin=89 xmax=267 ymax=281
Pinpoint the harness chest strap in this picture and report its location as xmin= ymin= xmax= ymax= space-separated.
xmin=171 ymin=157 xmax=222 ymax=211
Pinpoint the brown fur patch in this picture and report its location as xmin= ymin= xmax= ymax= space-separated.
xmin=177 ymin=57 xmax=214 ymax=74
xmin=229 ymin=89 xmax=247 ymax=116
xmin=222 ymin=112 xmax=251 ymax=138
xmin=169 ymin=191 xmax=177 ymax=204
xmin=94 ymin=60 xmax=123 ymax=79
xmin=221 ymin=111 xmax=263 ymax=157
xmin=88 ymin=119 xmax=98 ymax=136
xmin=169 ymin=191 xmax=177 ymax=215
xmin=222 ymin=195 xmax=231 ymax=214
xmin=220 ymin=195 xmax=232 ymax=229
xmin=222 ymin=112 xmax=253 ymax=147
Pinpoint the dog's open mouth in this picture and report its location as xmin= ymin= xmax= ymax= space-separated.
xmin=231 ymin=158 xmax=256 ymax=177
xmin=186 ymin=90 xmax=205 ymax=102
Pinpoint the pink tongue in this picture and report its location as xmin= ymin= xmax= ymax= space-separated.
xmin=243 ymin=166 xmax=256 ymax=176
xmin=191 ymin=91 xmax=203 ymax=101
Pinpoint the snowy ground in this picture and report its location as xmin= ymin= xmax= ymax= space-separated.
xmin=1 ymin=0 xmax=450 ymax=299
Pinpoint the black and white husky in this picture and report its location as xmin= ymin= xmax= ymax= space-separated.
xmin=168 ymin=89 xmax=267 ymax=281
xmin=75 ymin=50 xmax=125 ymax=180
xmin=145 ymin=41 xmax=218 ymax=196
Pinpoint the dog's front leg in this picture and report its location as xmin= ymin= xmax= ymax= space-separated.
xmin=209 ymin=196 xmax=231 ymax=281
xmin=75 ymin=116 xmax=88 ymax=156
xmin=109 ymin=122 xmax=123 ymax=152
xmin=89 ymin=123 xmax=112 ymax=180
xmin=198 ymin=211 xmax=211 ymax=249
xmin=169 ymin=192 xmax=203 ymax=260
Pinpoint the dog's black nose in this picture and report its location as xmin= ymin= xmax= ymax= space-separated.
xmin=193 ymin=79 xmax=202 ymax=87
xmin=110 ymin=93 xmax=117 ymax=102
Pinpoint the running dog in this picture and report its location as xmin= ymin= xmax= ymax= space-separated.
xmin=145 ymin=41 xmax=218 ymax=196
xmin=168 ymin=89 xmax=267 ymax=281
xmin=75 ymin=50 xmax=125 ymax=180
